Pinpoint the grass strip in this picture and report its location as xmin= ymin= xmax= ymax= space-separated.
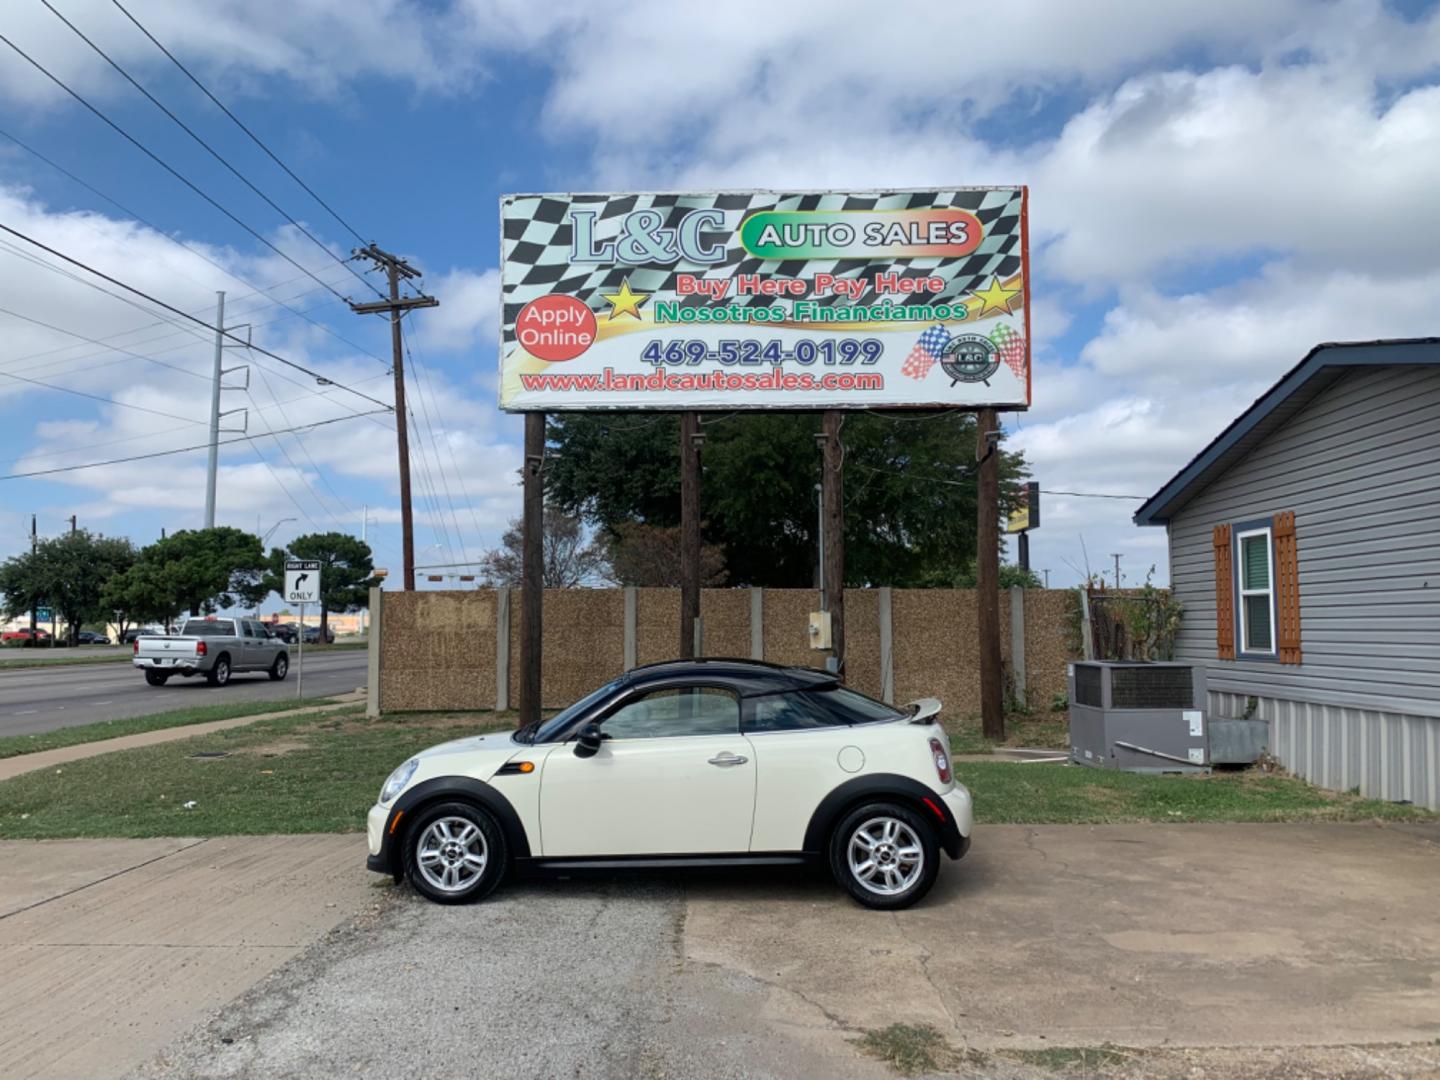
xmin=0 ymin=708 xmax=1426 ymax=841
xmin=0 ymin=697 xmax=339 ymax=760
xmin=0 ymin=651 xmax=136 ymax=669
xmin=0 ymin=709 xmax=511 ymax=838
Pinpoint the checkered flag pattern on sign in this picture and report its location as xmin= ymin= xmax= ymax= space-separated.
xmin=500 ymin=189 xmax=1025 ymax=344
xmin=903 ymin=325 xmax=951 ymax=380
xmin=989 ymin=323 xmax=1027 ymax=379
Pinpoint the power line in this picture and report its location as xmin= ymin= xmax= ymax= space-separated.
xmin=0 ymin=29 xmax=349 ymax=305
xmin=1040 ymin=489 xmax=1147 ymax=500
xmin=0 ymin=123 xmax=390 ymax=365
xmin=0 ymin=268 xmax=342 ymax=379
xmin=0 ymin=220 xmax=394 ymax=412
xmin=40 ymin=0 xmax=380 ymax=301
xmin=0 ymin=361 xmax=202 ymax=424
xmin=401 ymin=326 xmax=471 ymax=559
xmin=0 ymin=372 xmax=392 ymax=468
xmin=406 ymin=328 xmax=487 ymax=557
xmin=0 ymin=408 xmax=391 ymax=480
xmin=110 ymin=0 xmax=369 ymax=247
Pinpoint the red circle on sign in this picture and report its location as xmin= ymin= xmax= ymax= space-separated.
xmin=516 ymin=295 xmax=596 ymax=362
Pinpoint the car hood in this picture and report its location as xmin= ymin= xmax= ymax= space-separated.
xmin=407 ymin=731 xmax=524 ymax=782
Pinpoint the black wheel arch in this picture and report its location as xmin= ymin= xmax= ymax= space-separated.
xmin=804 ymin=773 xmax=963 ymax=859
xmin=371 ymin=776 xmax=532 ymax=879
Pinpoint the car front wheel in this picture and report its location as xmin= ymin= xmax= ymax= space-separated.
xmin=143 ymin=669 xmax=169 ymax=687
xmin=205 ymin=656 xmax=231 ymax=687
xmin=269 ymin=654 xmax=288 ymax=681
xmin=829 ymin=802 xmax=939 ymax=911
xmin=403 ymin=802 xmax=507 ymax=905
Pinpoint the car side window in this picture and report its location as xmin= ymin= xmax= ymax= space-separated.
xmin=600 ymin=687 xmax=739 ymax=740
xmin=748 ymin=691 xmax=848 ymax=733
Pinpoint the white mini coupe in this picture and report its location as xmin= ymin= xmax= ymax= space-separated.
xmin=366 ymin=659 xmax=973 ymax=909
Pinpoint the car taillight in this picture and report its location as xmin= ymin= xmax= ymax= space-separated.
xmin=196 ymin=641 xmax=207 ymax=657
xmin=929 ymin=737 xmax=951 ymax=785
xmin=132 ymin=639 xmax=139 ymax=654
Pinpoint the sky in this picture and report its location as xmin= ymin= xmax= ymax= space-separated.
xmin=0 ymin=0 xmax=1436 ymax=594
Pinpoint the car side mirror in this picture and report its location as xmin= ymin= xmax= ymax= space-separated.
xmin=574 ymin=722 xmax=603 ymax=759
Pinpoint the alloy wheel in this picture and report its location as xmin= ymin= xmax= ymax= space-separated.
xmin=415 ymin=816 xmax=488 ymax=893
xmin=848 ymin=816 xmax=924 ymax=896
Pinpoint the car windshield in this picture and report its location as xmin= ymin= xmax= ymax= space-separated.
xmin=181 ymin=620 xmax=236 ymax=636
xmin=525 ymin=676 xmax=628 ymax=743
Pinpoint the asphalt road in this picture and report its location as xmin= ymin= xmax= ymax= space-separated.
xmin=0 ymin=650 xmax=368 ymax=736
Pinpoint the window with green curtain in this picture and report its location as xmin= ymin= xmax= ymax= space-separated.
xmin=1241 ymin=534 xmax=1270 ymax=591
xmin=1237 ymin=528 xmax=1274 ymax=653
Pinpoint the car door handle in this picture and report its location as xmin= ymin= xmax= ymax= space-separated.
xmin=708 ymin=752 xmax=748 ymax=767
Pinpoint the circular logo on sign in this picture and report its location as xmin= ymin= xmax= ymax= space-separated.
xmin=516 ymin=295 xmax=597 ymax=362
xmin=940 ymin=334 xmax=1000 ymax=385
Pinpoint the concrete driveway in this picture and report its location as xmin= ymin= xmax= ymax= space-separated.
xmin=125 ymin=822 xmax=1440 ymax=1079
xmin=0 ymin=835 xmax=377 ymax=1080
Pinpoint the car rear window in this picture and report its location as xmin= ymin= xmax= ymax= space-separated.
xmin=747 ymin=686 xmax=905 ymax=733
xmin=181 ymin=620 xmax=236 ymax=636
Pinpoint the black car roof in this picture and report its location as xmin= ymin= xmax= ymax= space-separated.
xmin=622 ymin=658 xmax=838 ymax=697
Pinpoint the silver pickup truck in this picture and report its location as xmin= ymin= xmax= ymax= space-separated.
xmin=133 ymin=618 xmax=289 ymax=687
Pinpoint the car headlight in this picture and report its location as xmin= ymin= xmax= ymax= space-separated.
xmin=380 ymin=758 xmax=419 ymax=803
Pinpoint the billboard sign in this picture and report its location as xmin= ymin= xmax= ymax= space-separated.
xmin=1006 ymin=481 xmax=1041 ymax=534
xmin=500 ymin=188 xmax=1029 ymax=411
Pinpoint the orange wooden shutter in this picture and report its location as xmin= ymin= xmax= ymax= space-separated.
xmin=1273 ymin=510 xmax=1302 ymax=665
xmin=1213 ymin=524 xmax=1235 ymax=660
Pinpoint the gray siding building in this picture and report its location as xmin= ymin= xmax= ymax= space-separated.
xmin=1136 ymin=339 xmax=1440 ymax=810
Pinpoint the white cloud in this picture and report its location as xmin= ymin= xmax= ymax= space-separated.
xmin=416 ymin=267 xmax=500 ymax=354
xmin=0 ymin=183 xmax=517 ymax=566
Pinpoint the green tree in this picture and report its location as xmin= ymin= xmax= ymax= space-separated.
xmin=263 ymin=532 xmax=379 ymax=641
xmin=99 ymin=559 xmax=182 ymax=636
xmin=951 ymin=562 xmax=1043 ymax=589
xmin=124 ymin=527 xmax=267 ymax=620
xmin=545 ymin=411 xmax=1028 ymax=587
xmin=0 ymin=532 xmax=135 ymax=645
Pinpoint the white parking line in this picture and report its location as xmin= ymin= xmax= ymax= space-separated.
xmin=15 ymin=709 xmax=38 ymax=715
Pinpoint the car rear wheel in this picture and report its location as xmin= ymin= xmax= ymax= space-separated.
xmin=205 ymin=656 xmax=231 ymax=687
xmin=143 ymin=669 xmax=170 ymax=687
xmin=829 ymin=802 xmax=939 ymax=910
xmin=268 ymin=654 xmax=289 ymax=681
xmin=404 ymin=802 xmax=507 ymax=905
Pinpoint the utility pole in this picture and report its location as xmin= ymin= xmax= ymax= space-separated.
xmin=679 ymin=412 xmax=702 ymax=658
xmin=1042 ymin=568 xmax=1051 ymax=589
xmin=350 ymin=244 xmax=438 ymax=592
xmin=519 ymin=414 xmax=544 ymax=726
xmin=69 ymin=515 xmax=77 ymax=534
xmin=28 ymin=514 xmax=36 ymax=639
xmin=1110 ymin=553 xmax=1123 ymax=589
xmin=204 ymin=291 xmax=225 ymax=528
xmin=976 ymin=408 xmax=1004 ymax=741
xmin=820 ymin=410 xmax=845 ymax=678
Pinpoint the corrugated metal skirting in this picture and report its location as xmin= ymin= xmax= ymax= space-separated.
xmin=1211 ymin=690 xmax=1440 ymax=810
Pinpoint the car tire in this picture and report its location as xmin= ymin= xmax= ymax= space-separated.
xmin=829 ymin=801 xmax=940 ymax=911
xmin=143 ymin=669 xmax=170 ymax=687
xmin=403 ymin=801 xmax=507 ymax=905
xmin=205 ymin=655 xmax=231 ymax=687
xmin=268 ymin=654 xmax=289 ymax=681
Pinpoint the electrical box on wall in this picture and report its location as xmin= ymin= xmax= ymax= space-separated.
xmin=808 ymin=610 xmax=832 ymax=650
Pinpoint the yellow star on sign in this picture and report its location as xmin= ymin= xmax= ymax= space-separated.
xmin=971 ymin=275 xmax=1022 ymax=318
xmin=600 ymin=277 xmax=650 ymax=321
